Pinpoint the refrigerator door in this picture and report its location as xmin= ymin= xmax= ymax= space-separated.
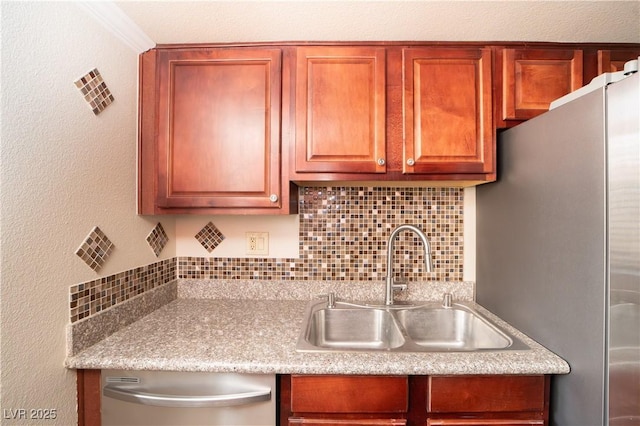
xmin=476 ymin=87 xmax=609 ymax=425
xmin=607 ymin=73 xmax=640 ymax=425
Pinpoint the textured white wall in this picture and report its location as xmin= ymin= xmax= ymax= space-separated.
xmin=118 ymin=0 xmax=640 ymax=44
xmin=0 ymin=3 xmax=175 ymax=424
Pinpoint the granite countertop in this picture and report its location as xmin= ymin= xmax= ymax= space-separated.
xmin=65 ymin=298 xmax=570 ymax=376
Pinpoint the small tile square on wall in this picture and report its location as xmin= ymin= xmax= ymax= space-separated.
xmin=146 ymin=223 xmax=169 ymax=257
xmin=195 ymin=222 xmax=225 ymax=253
xmin=74 ymin=68 xmax=114 ymax=115
xmin=75 ymin=226 xmax=114 ymax=272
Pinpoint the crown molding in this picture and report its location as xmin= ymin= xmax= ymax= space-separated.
xmin=76 ymin=1 xmax=155 ymax=54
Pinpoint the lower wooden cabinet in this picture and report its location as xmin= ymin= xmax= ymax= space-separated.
xmin=280 ymin=375 xmax=550 ymax=426
xmin=427 ymin=420 xmax=542 ymax=425
xmin=285 ymin=375 xmax=408 ymax=426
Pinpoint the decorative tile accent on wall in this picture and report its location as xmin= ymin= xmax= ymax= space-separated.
xmin=195 ymin=222 xmax=225 ymax=253
xmin=74 ymin=68 xmax=114 ymax=115
xmin=179 ymin=186 xmax=464 ymax=281
xmin=69 ymin=258 xmax=177 ymax=323
xmin=146 ymin=223 xmax=169 ymax=257
xmin=75 ymin=226 xmax=114 ymax=272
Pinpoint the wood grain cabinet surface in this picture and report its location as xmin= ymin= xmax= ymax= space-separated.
xmin=402 ymin=47 xmax=494 ymax=176
xmin=596 ymin=48 xmax=640 ymax=74
xmin=500 ymin=48 xmax=583 ymax=122
xmin=285 ymin=375 xmax=408 ymax=426
xmin=281 ymin=375 xmax=550 ymax=426
xmin=426 ymin=375 xmax=549 ymax=425
xmin=291 ymin=45 xmax=496 ymax=184
xmin=137 ymin=42 xmax=640 ymax=213
xmin=293 ymin=46 xmax=387 ymax=175
xmin=138 ymin=47 xmax=295 ymax=214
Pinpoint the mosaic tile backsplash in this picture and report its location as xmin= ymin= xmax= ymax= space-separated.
xmin=69 ymin=186 xmax=464 ymax=323
xmin=69 ymin=258 xmax=176 ymax=322
xmin=179 ymin=187 xmax=463 ymax=282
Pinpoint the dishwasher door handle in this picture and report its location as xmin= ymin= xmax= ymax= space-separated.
xmin=103 ymin=384 xmax=271 ymax=408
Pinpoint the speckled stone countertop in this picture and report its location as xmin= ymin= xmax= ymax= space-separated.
xmin=65 ymin=298 xmax=569 ymax=375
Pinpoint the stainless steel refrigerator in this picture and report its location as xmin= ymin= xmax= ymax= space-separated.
xmin=476 ymin=71 xmax=639 ymax=426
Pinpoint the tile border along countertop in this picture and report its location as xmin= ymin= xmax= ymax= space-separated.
xmin=65 ymin=296 xmax=570 ymax=376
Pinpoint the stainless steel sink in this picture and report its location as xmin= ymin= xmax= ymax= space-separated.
xmin=303 ymin=308 xmax=405 ymax=350
xmin=296 ymin=299 xmax=529 ymax=353
xmin=395 ymin=306 xmax=512 ymax=350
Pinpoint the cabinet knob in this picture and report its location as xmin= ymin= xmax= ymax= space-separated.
xmin=269 ymin=194 xmax=279 ymax=203
xmin=377 ymin=158 xmax=385 ymax=166
xmin=406 ymin=158 xmax=415 ymax=166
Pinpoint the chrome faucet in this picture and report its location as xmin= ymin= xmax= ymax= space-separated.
xmin=385 ymin=224 xmax=433 ymax=305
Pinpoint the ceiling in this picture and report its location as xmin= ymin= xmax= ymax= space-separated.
xmin=115 ymin=1 xmax=640 ymax=45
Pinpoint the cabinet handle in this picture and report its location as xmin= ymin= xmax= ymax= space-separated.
xmin=269 ymin=194 xmax=279 ymax=203
xmin=406 ymin=158 xmax=415 ymax=166
xmin=377 ymin=158 xmax=385 ymax=166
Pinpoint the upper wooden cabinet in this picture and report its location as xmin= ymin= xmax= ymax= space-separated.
xmin=139 ymin=47 xmax=296 ymax=215
xmin=596 ymin=48 xmax=640 ymax=74
xmin=294 ymin=46 xmax=387 ymax=174
xmin=500 ymin=48 xmax=583 ymax=121
xmin=291 ymin=45 xmax=496 ymax=184
xmin=403 ymin=47 xmax=494 ymax=175
xmin=138 ymin=42 xmax=640 ymax=213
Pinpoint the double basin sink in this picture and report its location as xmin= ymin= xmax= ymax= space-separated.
xmin=296 ymin=297 xmax=529 ymax=352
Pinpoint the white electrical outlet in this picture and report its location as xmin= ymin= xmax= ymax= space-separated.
xmin=246 ymin=232 xmax=269 ymax=255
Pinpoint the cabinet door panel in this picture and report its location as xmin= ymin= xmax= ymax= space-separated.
xmin=427 ymin=420 xmax=543 ymax=425
xmin=295 ymin=47 xmax=386 ymax=173
xmin=157 ymin=48 xmax=282 ymax=208
xmin=403 ymin=48 xmax=493 ymax=174
xmin=291 ymin=375 xmax=407 ymax=413
xmin=428 ymin=376 xmax=546 ymax=413
xmin=290 ymin=419 xmax=406 ymax=425
xmin=502 ymin=48 xmax=582 ymax=120
xmin=597 ymin=49 xmax=640 ymax=74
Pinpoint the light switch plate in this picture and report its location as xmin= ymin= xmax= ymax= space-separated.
xmin=246 ymin=232 xmax=269 ymax=255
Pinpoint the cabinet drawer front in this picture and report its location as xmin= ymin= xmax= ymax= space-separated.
xmin=291 ymin=375 xmax=408 ymax=413
xmin=290 ymin=418 xmax=407 ymax=425
xmin=427 ymin=420 xmax=543 ymax=425
xmin=428 ymin=376 xmax=546 ymax=413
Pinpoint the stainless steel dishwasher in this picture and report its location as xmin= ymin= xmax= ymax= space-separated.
xmin=101 ymin=370 xmax=275 ymax=426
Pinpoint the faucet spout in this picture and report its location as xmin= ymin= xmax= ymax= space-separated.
xmin=385 ymin=224 xmax=433 ymax=305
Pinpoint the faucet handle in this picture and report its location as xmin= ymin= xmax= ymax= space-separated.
xmin=442 ymin=293 xmax=453 ymax=308
xmin=392 ymin=279 xmax=408 ymax=292
xmin=316 ymin=292 xmax=336 ymax=308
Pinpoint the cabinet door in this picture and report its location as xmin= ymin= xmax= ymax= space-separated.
xmin=597 ymin=49 xmax=640 ymax=73
xmin=290 ymin=419 xmax=406 ymax=425
xmin=403 ymin=48 xmax=494 ymax=175
xmin=428 ymin=376 xmax=546 ymax=414
xmin=290 ymin=375 xmax=407 ymax=413
xmin=502 ymin=48 xmax=583 ymax=120
xmin=156 ymin=48 xmax=282 ymax=209
xmin=427 ymin=420 xmax=543 ymax=425
xmin=294 ymin=46 xmax=386 ymax=174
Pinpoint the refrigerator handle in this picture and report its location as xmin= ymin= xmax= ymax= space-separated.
xmin=103 ymin=384 xmax=271 ymax=408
